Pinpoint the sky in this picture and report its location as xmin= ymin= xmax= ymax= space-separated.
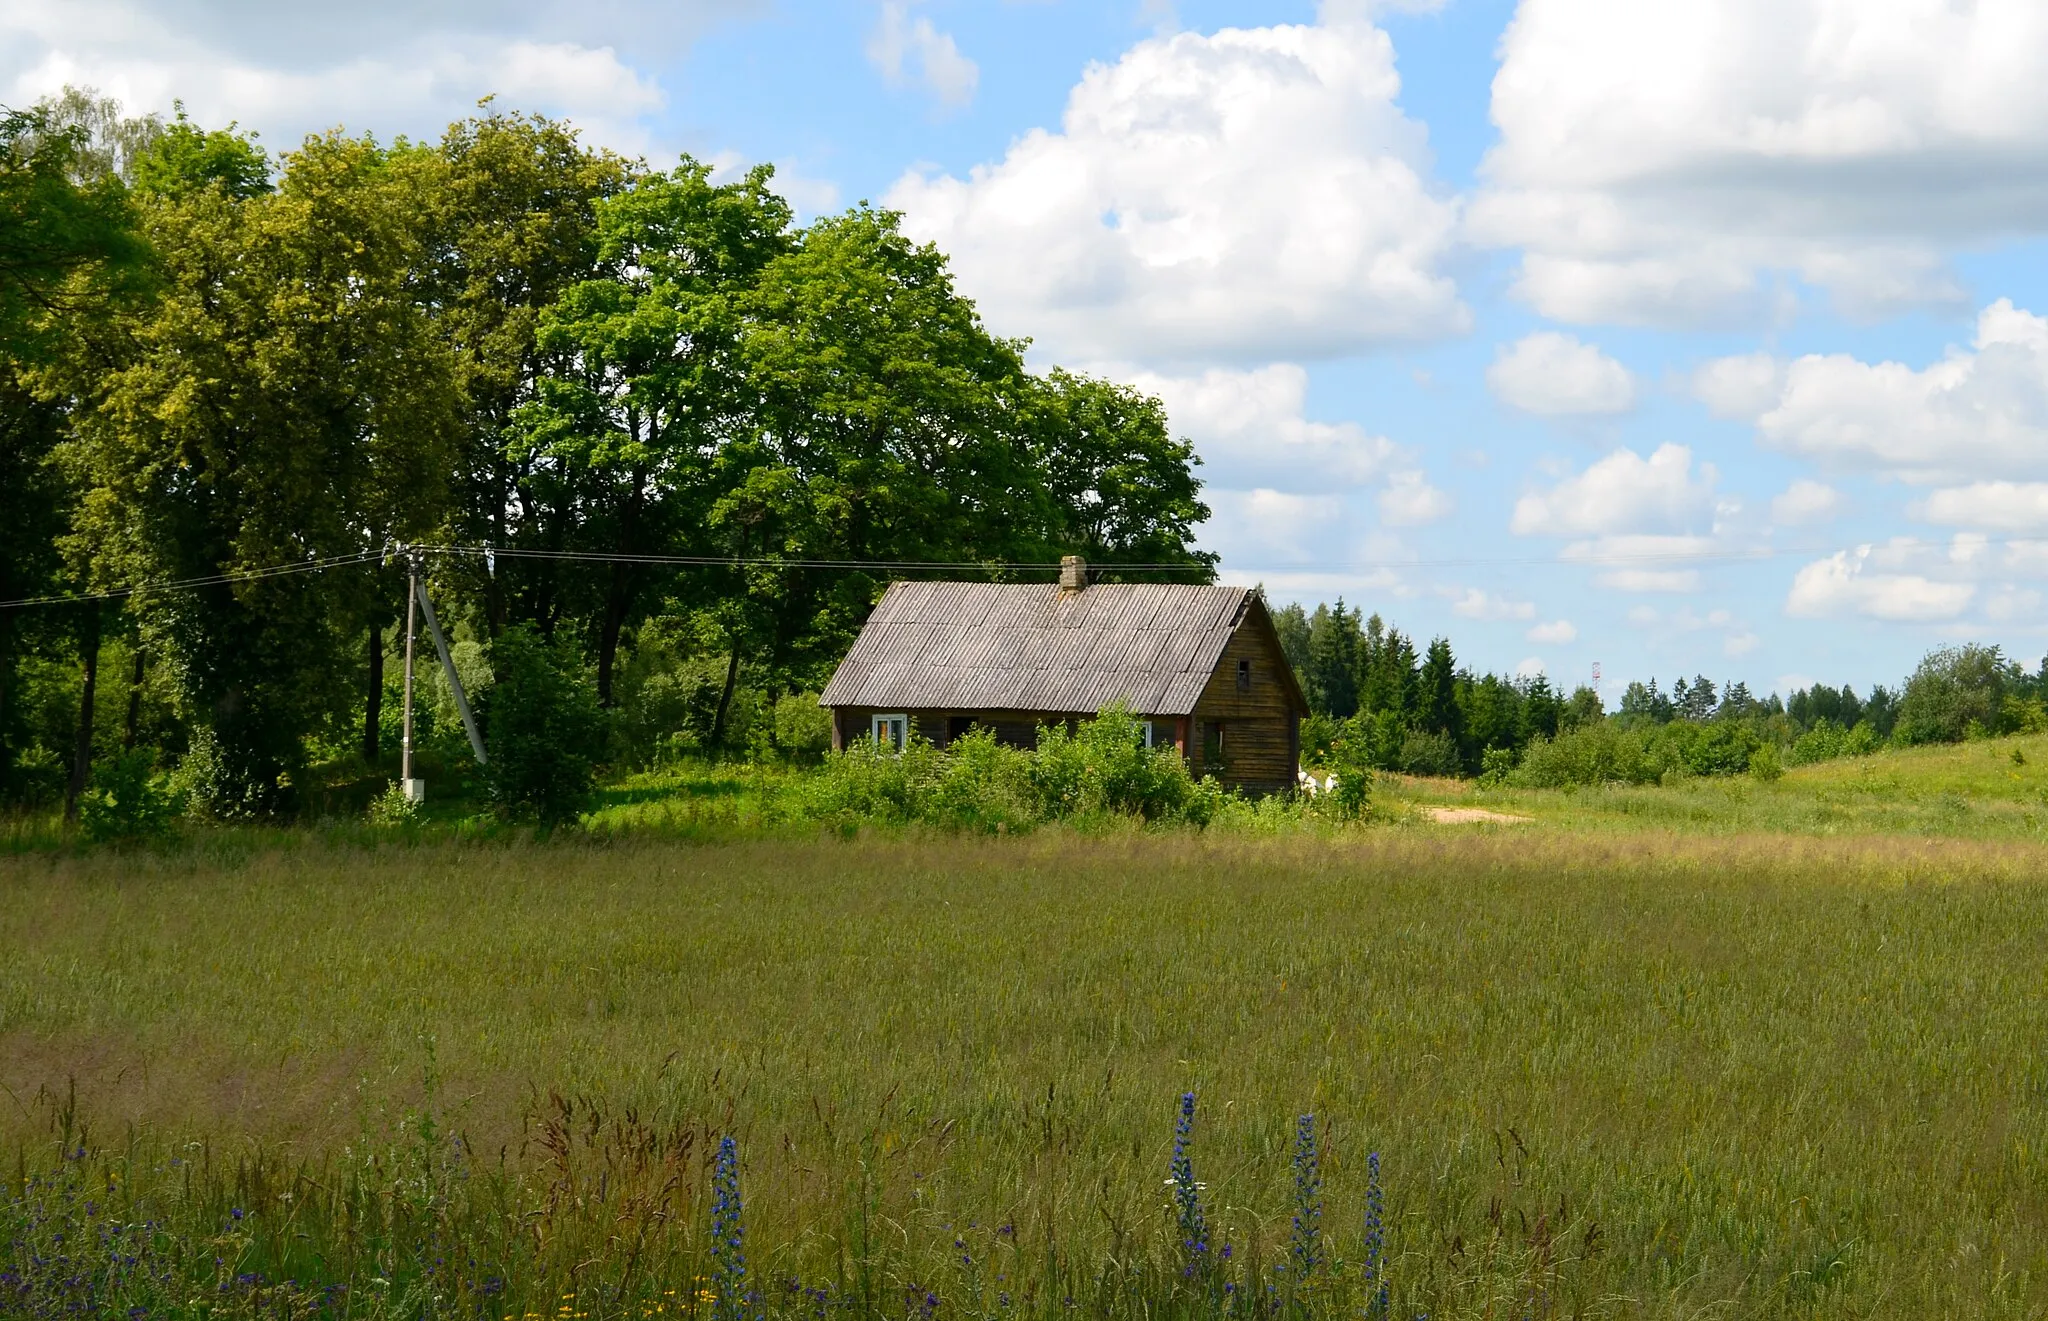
xmin=11 ymin=0 xmax=2048 ymax=700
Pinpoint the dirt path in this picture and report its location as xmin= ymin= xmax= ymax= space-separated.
xmin=1420 ymin=806 xmax=1533 ymax=825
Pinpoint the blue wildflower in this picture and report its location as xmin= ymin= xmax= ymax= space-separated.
xmin=1169 ymin=1092 xmax=1211 ymax=1278
xmin=711 ymin=1136 xmax=752 ymax=1321
xmin=1363 ymin=1150 xmax=1387 ymax=1318
xmin=1289 ymin=1114 xmax=1323 ymax=1283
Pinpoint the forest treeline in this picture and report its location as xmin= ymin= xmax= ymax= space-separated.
xmin=0 ymin=89 xmax=1212 ymax=818
xmin=1274 ymin=600 xmax=2048 ymax=787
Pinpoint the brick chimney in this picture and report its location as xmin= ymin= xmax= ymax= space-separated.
xmin=1058 ymin=554 xmax=1088 ymax=593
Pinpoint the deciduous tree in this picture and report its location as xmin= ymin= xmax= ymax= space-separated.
xmin=64 ymin=128 xmax=456 ymax=813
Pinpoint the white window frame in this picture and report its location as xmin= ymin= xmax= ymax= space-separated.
xmin=1139 ymin=720 xmax=1157 ymax=748
xmin=871 ymin=713 xmax=909 ymax=753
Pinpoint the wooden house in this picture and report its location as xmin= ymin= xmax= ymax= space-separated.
xmin=818 ymin=557 xmax=1309 ymax=794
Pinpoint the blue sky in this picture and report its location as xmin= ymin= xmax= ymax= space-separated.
xmin=13 ymin=0 xmax=2048 ymax=699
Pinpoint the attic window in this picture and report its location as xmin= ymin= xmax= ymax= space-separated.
xmin=871 ymin=713 xmax=908 ymax=753
xmin=1236 ymin=659 xmax=1252 ymax=691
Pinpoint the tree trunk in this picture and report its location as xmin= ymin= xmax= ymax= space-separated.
xmin=597 ymin=573 xmax=627 ymax=708
xmin=364 ymin=620 xmax=383 ymax=763
xmin=122 ymin=645 xmax=145 ymax=750
xmin=65 ymin=605 xmax=101 ymax=823
xmin=0 ymin=611 xmax=14 ymax=796
xmin=710 ymin=643 xmax=743 ymax=753
xmin=597 ymin=463 xmax=648 ymax=710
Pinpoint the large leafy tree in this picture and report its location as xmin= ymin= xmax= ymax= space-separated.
xmin=703 ymin=206 xmax=1055 ymax=720
xmin=513 ymin=157 xmax=792 ymax=705
xmin=0 ymin=101 xmax=148 ymax=802
xmin=407 ymin=111 xmax=635 ymax=648
xmin=63 ymin=128 xmax=457 ymax=814
xmin=1021 ymin=368 xmax=1212 ymax=574
xmin=695 ymin=205 xmax=1213 ymax=729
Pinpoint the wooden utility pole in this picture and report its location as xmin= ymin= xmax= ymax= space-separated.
xmin=400 ymin=549 xmax=422 ymax=803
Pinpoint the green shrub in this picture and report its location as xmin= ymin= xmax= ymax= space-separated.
xmin=1478 ymin=745 xmax=1518 ymax=786
xmin=1398 ymin=729 xmax=1460 ymax=778
xmin=1298 ymin=712 xmax=1340 ymax=768
xmin=3 ymin=742 xmax=65 ymax=807
xmin=175 ymin=727 xmax=294 ymax=820
xmin=77 ymin=750 xmax=178 ymax=842
xmin=790 ymin=706 xmax=1226 ymax=832
xmin=367 ymin=782 xmax=422 ymax=826
xmin=1033 ymin=705 xmax=1223 ymax=824
xmin=792 ymin=733 xmax=942 ymax=825
xmin=2002 ymin=694 xmax=2048 ymax=735
xmin=923 ymin=728 xmax=1039 ymax=832
xmin=1787 ymin=718 xmax=1849 ymax=766
xmin=1790 ymin=717 xmax=1886 ymax=765
xmin=771 ymin=693 xmax=834 ymax=764
xmin=1895 ymin=644 xmax=2018 ymax=744
xmin=483 ymin=625 xmax=607 ymax=825
xmin=1513 ymin=721 xmax=1658 ymax=788
xmin=1662 ymin=720 xmax=1761 ymax=777
xmin=1747 ymin=742 xmax=1783 ymax=782
xmin=1324 ymin=717 xmax=1375 ymax=818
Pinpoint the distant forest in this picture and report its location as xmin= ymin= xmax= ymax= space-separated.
xmin=1273 ymin=599 xmax=2048 ymax=785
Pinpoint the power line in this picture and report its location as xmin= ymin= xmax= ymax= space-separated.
xmin=416 ymin=542 xmax=1857 ymax=573
xmin=0 ymin=537 xmax=1981 ymax=611
xmin=0 ymin=549 xmax=384 ymax=610
xmin=430 ymin=546 xmax=1122 ymax=571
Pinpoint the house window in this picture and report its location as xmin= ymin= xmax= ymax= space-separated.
xmin=1236 ymin=659 xmax=1252 ymax=691
xmin=1139 ymin=720 xmax=1156 ymax=748
xmin=871 ymin=714 xmax=908 ymax=752
xmin=1203 ymin=720 xmax=1225 ymax=766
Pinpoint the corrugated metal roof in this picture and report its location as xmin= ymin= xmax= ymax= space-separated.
xmin=818 ymin=582 xmax=1256 ymax=717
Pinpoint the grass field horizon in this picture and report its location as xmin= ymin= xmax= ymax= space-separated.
xmin=8 ymin=819 xmax=2048 ymax=1317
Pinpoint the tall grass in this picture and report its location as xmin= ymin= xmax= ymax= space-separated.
xmin=6 ymin=831 xmax=2048 ymax=1316
xmin=1392 ymin=728 xmax=2048 ymax=840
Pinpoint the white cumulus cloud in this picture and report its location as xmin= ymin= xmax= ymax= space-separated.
xmin=1786 ymin=547 xmax=1975 ymax=621
xmin=1699 ymin=300 xmax=2048 ymax=483
xmin=1486 ymin=331 xmax=1636 ymax=416
xmin=1378 ymin=469 xmax=1452 ymax=526
xmin=888 ymin=12 xmax=1464 ymax=364
xmin=1771 ymin=479 xmax=1844 ymax=526
xmin=1693 ymin=353 xmax=1786 ymax=420
xmin=1131 ymin=363 xmax=1399 ymax=491
xmin=1448 ymin=588 xmax=1535 ymax=622
xmin=1201 ymin=488 xmax=1346 ymax=565
xmin=1510 ymin=444 xmax=1718 ymax=538
xmin=1527 ymin=619 xmax=1578 ymax=644
xmin=0 ymin=0 xmax=740 ymax=152
xmin=866 ymin=2 xmax=977 ymax=110
xmin=1915 ymin=482 xmax=2048 ymax=532
xmin=1472 ymin=0 xmax=2048 ymax=326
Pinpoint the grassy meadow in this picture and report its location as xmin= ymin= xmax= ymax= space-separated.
xmin=6 ymin=815 xmax=2048 ymax=1317
xmin=547 ymin=728 xmax=2048 ymax=842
